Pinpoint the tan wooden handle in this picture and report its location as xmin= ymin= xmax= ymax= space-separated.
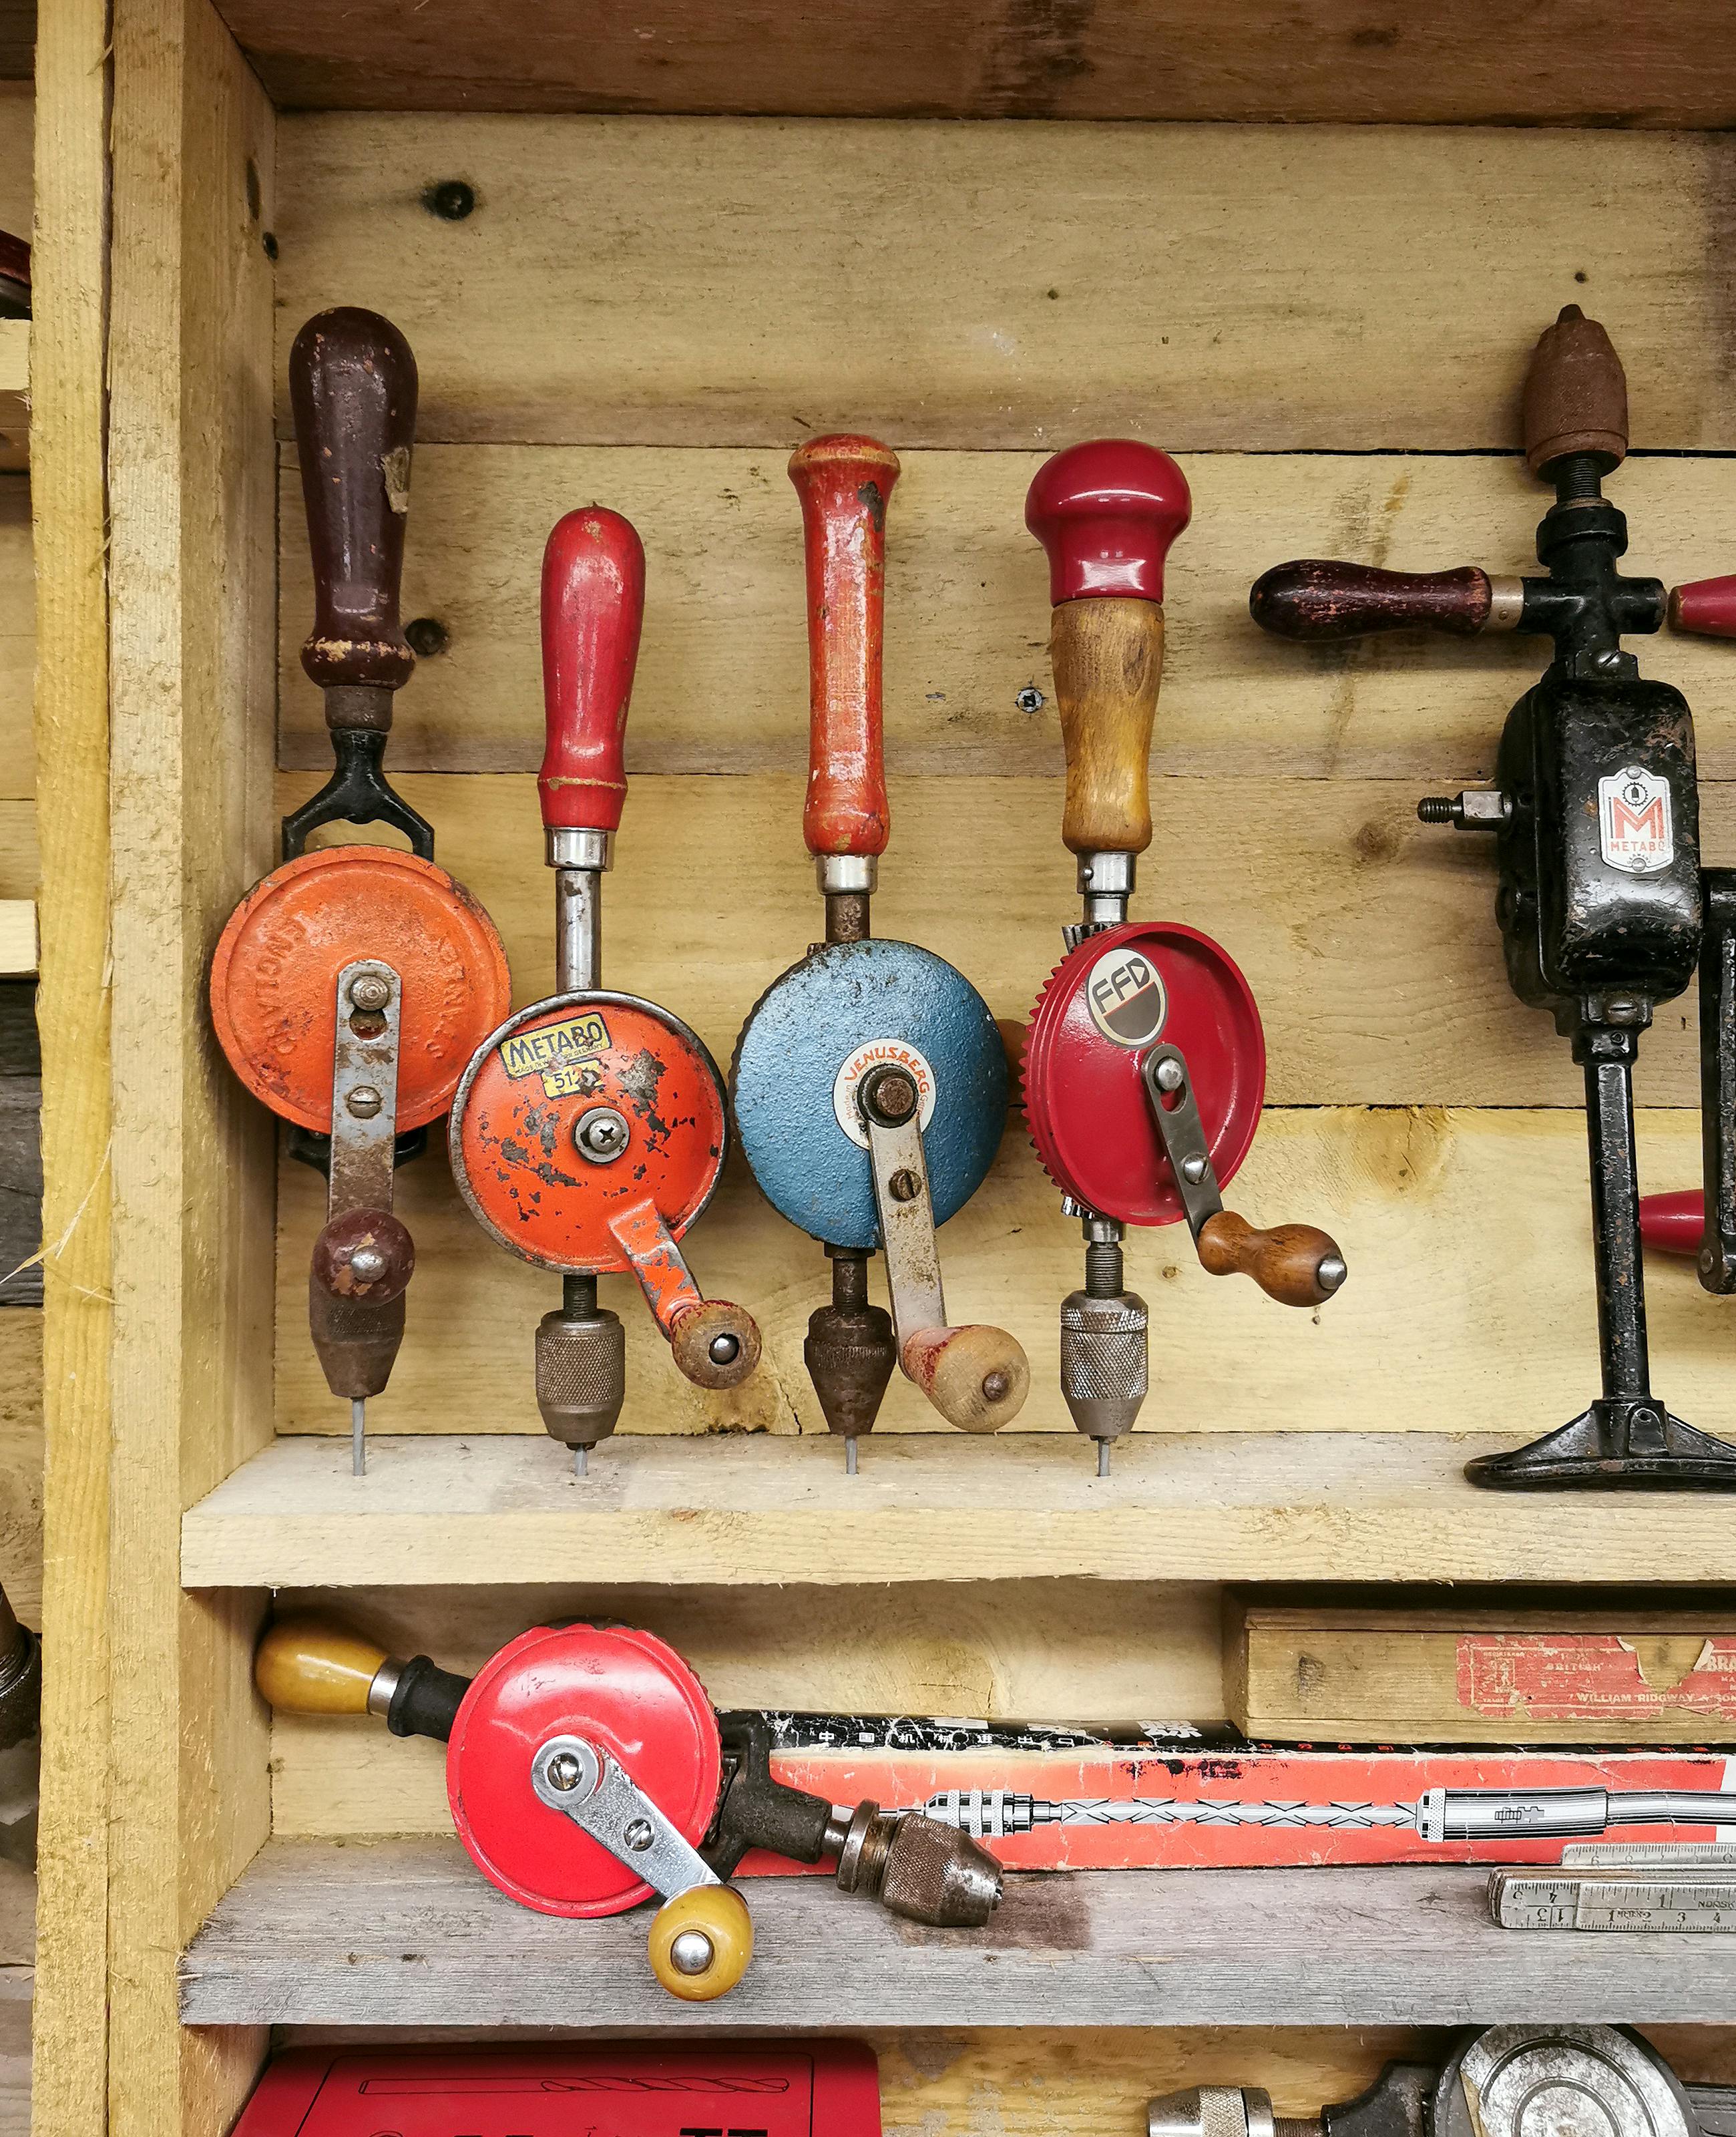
xmin=255 ymin=1613 xmax=390 ymax=1715
xmin=1050 ymin=596 xmax=1163 ymax=857
xmin=1197 ymin=1211 xmax=1347 ymax=1308
xmin=901 ymin=1324 xmax=1030 ymax=1434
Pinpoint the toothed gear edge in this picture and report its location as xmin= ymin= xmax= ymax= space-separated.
xmin=1022 ymin=919 xmax=1267 ymax=1226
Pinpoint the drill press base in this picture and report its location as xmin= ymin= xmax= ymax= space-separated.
xmin=1466 ymin=1397 xmax=1736 ymax=1489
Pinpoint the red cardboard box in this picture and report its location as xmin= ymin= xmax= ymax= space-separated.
xmin=233 ymin=2044 xmax=881 ymax=2136
xmin=736 ymin=1714 xmax=1736 ymax=1873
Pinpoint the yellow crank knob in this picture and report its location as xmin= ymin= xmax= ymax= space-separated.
xmin=646 ymin=1883 xmax=753 ymax=2002
xmin=254 ymin=1613 xmax=391 ymax=1716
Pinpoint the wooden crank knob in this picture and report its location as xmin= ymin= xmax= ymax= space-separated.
xmin=539 ymin=507 xmax=644 ymax=835
xmin=1197 ymin=1211 xmax=1347 ymax=1308
xmin=290 ymin=307 xmax=419 ymax=721
xmin=789 ymin=435 xmax=900 ymax=861
xmin=1025 ymin=441 xmax=1191 ymax=859
xmin=646 ymin=1885 xmax=754 ymax=2001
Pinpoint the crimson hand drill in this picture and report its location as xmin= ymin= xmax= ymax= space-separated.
xmin=1253 ymin=305 xmax=1736 ymax=1489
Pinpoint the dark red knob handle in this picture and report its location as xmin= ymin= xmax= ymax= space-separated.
xmin=1024 ymin=439 xmax=1191 ymax=605
xmin=1639 ymin=1189 xmax=1703 ymax=1255
xmin=539 ymin=508 xmax=644 ymax=835
xmin=1250 ymin=561 xmax=1495 ymax=642
xmin=291 ymin=309 xmax=419 ymax=715
xmin=789 ymin=435 xmax=899 ymax=861
xmin=1670 ymin=578 xmax=1736 ymax=640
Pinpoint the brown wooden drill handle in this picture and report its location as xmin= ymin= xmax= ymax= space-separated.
xmin=1250 ymin=561 xmax=1494 ymax=642
xmin=255 ymin=1613 xmax=391 ymax=1715
xmin=1197 ymin=1211 xmax=1346 ymax=1308
xmin=290 ymin=307 xmax=419 ymax=726
xmin=1051 ymin=596 xmax=1163 ymax=857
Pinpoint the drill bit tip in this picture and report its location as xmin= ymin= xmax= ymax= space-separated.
xmin=351 ymin=1398 xmax=367 ymax=1477
xmin=1096 ymin=1437 xmax=1110 ymax=1478
xmin=574 ymin=1442 xmax=588 ymax=1478
xmin=845 ymin=1434 xmax=859 ymax=1477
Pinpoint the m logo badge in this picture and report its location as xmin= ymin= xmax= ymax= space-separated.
xmin=1598 ymin=765 xmax=1674 ymax=877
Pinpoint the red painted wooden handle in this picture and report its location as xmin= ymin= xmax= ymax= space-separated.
xmin=539 ymin=508 xmax=645 ymax=834
xmin=291 ymin=309 xmax=419 ymax=707
xmin=1669 ymin=577 xmax=1736 ymax=640
xmin=789 ymin=435 xmax=900 ymax=860
xmin=1639 ymin=1189 xmax=1704 ymax=1255
xmin=1251 ymin=561 xmax=1493 ymax=642
xmin=1025 ymin=439 xmax=1191 ymax=604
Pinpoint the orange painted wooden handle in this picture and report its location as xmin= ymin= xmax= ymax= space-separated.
xmin=1197 ymin=1211 xmax=1345 ymax=1308
xmin=539 ymin=508 xmax=644 ymax=833
xmin=789 ymin=435 xmax=900 ymax=859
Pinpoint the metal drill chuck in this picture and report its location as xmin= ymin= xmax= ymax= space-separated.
xmin=804 ymin=1249 xmax=897 ymax=1442
xmin=535 ymin=1281 xmax=626 ymax=1453
xmin=830 ymin=1801 xmax=1004 ymax=1927
xmin=1060 ymin=1288 xmax=1149 ymax=1442
xmin=1150 ymin=2090 xmax=1321 ymax=2137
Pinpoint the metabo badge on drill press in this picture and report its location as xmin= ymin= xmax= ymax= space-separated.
xmin=730 ymin=436 xmax=1029 ymax=1468
xmin=449 ymin=510 xmax=760 ymax=1469
xmin=1252 ymin=305 xmax=1736 ymax=1489
xmin=254 ymin=1612 xmax=1003 ymax=2004
xmin=1020 ymin=441 xmax=1347 ymax=1473
xmin=209 ymin=310 xmax=511 ymax=1476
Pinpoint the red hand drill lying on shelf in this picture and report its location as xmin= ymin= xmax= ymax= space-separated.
xmin=255 ymin=1613 xmax=1002 ymax=2003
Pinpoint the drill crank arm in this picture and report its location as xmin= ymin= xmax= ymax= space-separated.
xmin=308 ymin=961 xmax=415 ymax=1473
xmin=606 ymin=1198 xmax=761 ymax=1390
xmin=529 ymin=1734 xmax=722 ymax=1901
xmin=529 ymin=1732 xmax=754 ymax=2002
xmin=861 ymin=1079 xmax=1029 ymax=1434
xmin=1141 ymin=1044 xmax=1345 ymax=1307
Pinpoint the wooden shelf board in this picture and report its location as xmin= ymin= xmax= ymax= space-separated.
xmin=180 ymin=1838 xmax=1736 ymax=2029
xmin=181 ymin=1431 xmax=1736 ymax=1589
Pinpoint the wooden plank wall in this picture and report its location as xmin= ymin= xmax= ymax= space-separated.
xmin=268 ymin=117 xmax=1736 ymax=1448
xmin=198 ymin=102 xmax=1736 ymax=2137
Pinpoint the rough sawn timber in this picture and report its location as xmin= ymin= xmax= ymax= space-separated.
xmin=273 ymin=119 xmax=1736 ymax=452
xmin=178 ymin=1838 xmax=1736 ymax=2029
xmin=276 ymin=448 xmax=1736 ymax=788
xmin=180 ymin=1430 xmax=1736 ymax=1591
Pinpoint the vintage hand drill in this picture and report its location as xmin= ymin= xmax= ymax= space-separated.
xmin=1022 ymin=440 xmax=1347 ymax=1472
xmin=1251 ymin=305 xmax=1736 ymax=1489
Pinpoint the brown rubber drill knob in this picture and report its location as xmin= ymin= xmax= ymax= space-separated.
xmin=1522 ymin=305 xmax=1628 ymax=477
xmin=308 ymin=1207 xmax=415 ymax=1400
xmin=1251 ymin=561 xmax=1498 ymax=642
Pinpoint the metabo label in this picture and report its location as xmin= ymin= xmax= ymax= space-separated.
xmin=1598 ymin=765 xmax=1673 ymax=876
xmin=1086 ymin=944 xmax=1168 ymax=1048
xmin=501 ymin=1009 xmax=612 ymax=1097
xmin=833 ymin=1038 xmax=939 ymax=1150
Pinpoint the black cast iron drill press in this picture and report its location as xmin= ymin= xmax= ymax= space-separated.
xmin=1252 ymin=306 xmax=1736 ymax=1489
